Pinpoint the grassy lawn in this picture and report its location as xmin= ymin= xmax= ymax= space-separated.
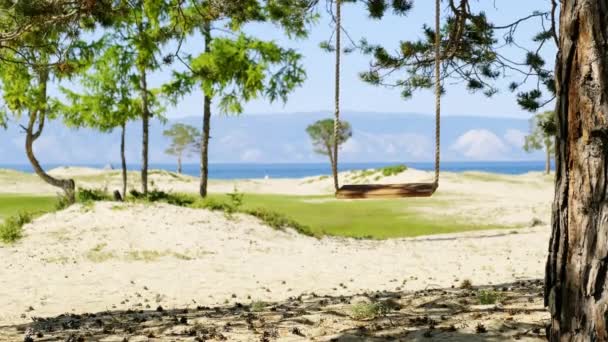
xmin=0 ymin=194 xmax=57 ymax=221
xmin=207 ymin=193 xmax=507 ymax=239
xmin=0 ymin=192 xmax=509 ymax=239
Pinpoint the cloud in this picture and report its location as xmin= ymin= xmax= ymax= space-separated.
xmin=340 ymin=131 xmax=433 ymax=161
xmin=504 ymin=129 xmax=526 ymax=149
xmin=451 ymin=129 xmax=508 ymax=160
xmin=240 ymin=149 xmax=262 ymax=162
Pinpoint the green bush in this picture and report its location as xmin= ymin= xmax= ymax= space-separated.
xmin=227 ymin=187 xmax=244 ymax=210
xmin=350 ymin=302 xmax=389 ymax=320
xmin=0 ymin=212 xmax=33 ymax=243
xmin=380 ymin=164 xmax=408 ymax=177
xmin=245 ymin=208 xmax=315 ymax=237
xmin=55 ymin=194 xmax=72 ymax=210
xmin=477 ymin=290 xmax=503 ymax=305
xmin=130 ymin=189 xmax=195 ymax=206
xmin=77 ymin=188 xmax=111 ymax=202
xmin=190 ymin=198 xmax=236 ymax=213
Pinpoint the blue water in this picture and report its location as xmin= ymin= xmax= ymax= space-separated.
xmin=1 ymin=161 xmax=553 ymax=179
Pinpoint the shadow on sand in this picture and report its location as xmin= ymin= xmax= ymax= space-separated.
xmin=1 ymin=280 xmax=548 ymax=341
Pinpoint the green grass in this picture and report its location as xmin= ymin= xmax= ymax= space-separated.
xmin=0 ymin=194 xmax=57 ymax=221
xmin=204 ymin=193 xmax=505 ymax=239
xmin=0 ymin=191 xmax=510 ymax=240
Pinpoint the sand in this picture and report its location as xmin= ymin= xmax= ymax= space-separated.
xmin=0 ymin=167 xmax=554 ymax=340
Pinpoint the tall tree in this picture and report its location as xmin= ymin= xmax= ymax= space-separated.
xmin=0 ymin=30 xmax=93 ymax=201
xmin=165 ymin=0 xmax=311 ymax=197
xmin=0 ymin=0 xmax=114 ymax=49
xmin=163 ymin=123 xmax=200 ymax=174
xmin=523 ymin=110 xmax=556 ymax=175
xmin=306 ymin=118 xmax=352 ymax=174
xmin=110 ymin=0 xmax=172 ymax=195
xmin=60 ymin=43 xmax=141 ymax=199
xmin=350 ymin=0 xmax=608 ymax=339
xmin=544 ymin=1 xmax=608 ymax=340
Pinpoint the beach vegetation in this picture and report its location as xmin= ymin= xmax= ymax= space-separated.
xmin=350 ymin=302 xmax=389 ymax=320
xmin=306 ymin=119 xmax=353 ymax=191
xmin=163 ymin=124 xmax=200 ymax=174
xmin=0 ymin=212 xmax=33 ymax=243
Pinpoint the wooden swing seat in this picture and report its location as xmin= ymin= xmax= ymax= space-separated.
xmin=336 ymin=182 xmax=437 ymax=199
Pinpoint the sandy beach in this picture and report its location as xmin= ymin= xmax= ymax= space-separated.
xmin=0 ymin=167 xmax=553 ymax=341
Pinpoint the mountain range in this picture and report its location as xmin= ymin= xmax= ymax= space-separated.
xmin=0 ymin=111 xmax=542 ymax=165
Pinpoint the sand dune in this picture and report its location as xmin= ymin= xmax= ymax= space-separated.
xmin=0 ymin=167 xmax=554 ymax=340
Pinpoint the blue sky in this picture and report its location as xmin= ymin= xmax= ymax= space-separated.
xmin=154 ymin=0 xmax=557 ymax=119
xmin=2 ymin=1 xmax=558 ymax=164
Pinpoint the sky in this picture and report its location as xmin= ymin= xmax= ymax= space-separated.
xmin=2 ymin=0 xmax=559 ymax=164
xmin=151 ymin=0 xmax=558 ymax=119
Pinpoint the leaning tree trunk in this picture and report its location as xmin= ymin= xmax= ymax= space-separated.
xmin=139 ymin=67 xmax=150 ymax=195
xmin=199 ymin=22 xmax=212 ymax=198
xmin=545 ymin=1 xmax=608 ymax=340
xmin=24 ymin=71 xmax=75 ymax=201
xmin=120 ymin=123 xmax=127 ymax=199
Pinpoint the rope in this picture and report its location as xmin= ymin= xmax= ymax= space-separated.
xmin=332 ymin=0 xmax=341 ymax=192
xmin=434 ymin=0 xmax=441 ymax=187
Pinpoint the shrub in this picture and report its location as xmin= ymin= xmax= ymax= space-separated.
xmin=380 ymin=164 xmax=408 ymax=177
xmin=459 ymin=279 xmax=473 ymax=290
xmin=245 ymin=208 xmax=315 ymax=237
xmin=130 ymin=189 xmax=195 ymax=206
xmin=350 ymin=302 xmax=389 ymax=320
xmin=227 ymin=187 xmax=244 ymax=210
xmin=477 ymin=290 xmax=503 ymax=305
xmin=55 ymin=194 xmax=72 ymax=210
xmin=0 ymin=212 xmax=33 ymax=243
xmin=77 ymin=188 xmax=111 ymax=202
xmin=250 ymin=301 xmax=266 ymax=312
xmin=190 ymin=198 xmax=235 ymax=213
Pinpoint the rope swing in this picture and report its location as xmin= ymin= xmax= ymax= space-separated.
xmin=335 ymin=0 xmax=442 ymax=199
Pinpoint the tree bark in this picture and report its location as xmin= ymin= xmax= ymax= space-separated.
xmin=200 ymin=95 xmax=211 ymax=197
xmin=199 ymin=22 xmax=212 ymax=198
xmin=139 ymin=66 xmax=150 ymax=195
xmin=545 ymin=140 xmax=552 ymax=175
xmin=120 ymin=123 xmax=127 ymax=199
xmin=545 ymin=1 xmax=608 ymax=340
xmin=177 ymin=154 xmax=182 ymax=174
xmin=25 ymin=70 xmax=75 ymax=201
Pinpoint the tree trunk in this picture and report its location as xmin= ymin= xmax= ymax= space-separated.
xmin=332 ymin=0 xmax=342 ymax=193
xmin=200 ymin=96 xmax=211 ymax=197
xmin=545 ymin=1 xmax=608 ymax=340
xmin=120 ymin=123 xmax=127 ymax=199
xmin=177 ymin=154 xmax=182 ymax=174
xmin=545 ymin=140 xmax=552 ymax=175
xmin=199 ymin=22 xmax=212 ymax=198
xmin=25 ymin=70 xmax=75 ymax=202
xmin=139 ymin=67 xmax=150 ymax=195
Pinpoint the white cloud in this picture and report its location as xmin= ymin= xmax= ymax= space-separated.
xmin=504 ymin=129 xmax=527 ymax=148
xmin=240 ymin=149 xmax=262 ymax=162
xmin=340 ymin=131 xmax=432 ymax=161
xmin=451 ymin=129 xmax=508 ymax=160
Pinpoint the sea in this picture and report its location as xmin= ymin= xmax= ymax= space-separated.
xmin=1 ymin=161 xmax=553 ymax=179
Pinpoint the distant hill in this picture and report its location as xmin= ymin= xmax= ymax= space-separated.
xmin=0 ymin=111 xmax=541 ymax=165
